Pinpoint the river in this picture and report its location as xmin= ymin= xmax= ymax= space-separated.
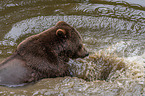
xmin=0 ymin=0 xmax=144 ymax=95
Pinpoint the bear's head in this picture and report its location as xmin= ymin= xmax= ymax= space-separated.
xmin=54 ymin=21 xmax=89 ymax=59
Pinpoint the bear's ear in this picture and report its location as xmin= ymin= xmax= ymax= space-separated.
xmin=56 ymin=21 xmax=69 ymax=26
xmin=56 ymin=29 xmax=66 ymax=38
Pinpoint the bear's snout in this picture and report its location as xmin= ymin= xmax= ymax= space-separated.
xmin=85 ymin=51 xmax=89 ymax=57
xmin=80 ymin=49 xmax=89 ymax=58
xmin=72 ymin=47 xmax=89 ymax=59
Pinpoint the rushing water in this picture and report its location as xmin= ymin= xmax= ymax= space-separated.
xmin=0 ymin=0 xmax=145 ymax=95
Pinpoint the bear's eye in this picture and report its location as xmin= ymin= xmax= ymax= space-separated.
xmin=78 ymin=44 xmax=82 ymax=50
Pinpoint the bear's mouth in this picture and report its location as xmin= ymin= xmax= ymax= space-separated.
xmin=71 ymin=52 xmax=89 ymax=59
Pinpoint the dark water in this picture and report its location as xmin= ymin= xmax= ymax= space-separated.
xmin=0 ymin=0 xmax=145 ymax=95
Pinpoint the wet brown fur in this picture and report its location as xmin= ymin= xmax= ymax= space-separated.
xmin=0 ymin=21 xmax=89 ymax=85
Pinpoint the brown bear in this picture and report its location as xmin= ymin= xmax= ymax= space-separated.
xmin=0 ymin=21 xmax=89 ymax=86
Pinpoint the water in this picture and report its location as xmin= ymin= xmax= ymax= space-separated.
xmin=0 ymin=0 xmax=145 ymax=95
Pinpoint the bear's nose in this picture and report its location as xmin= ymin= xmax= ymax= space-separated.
xmin=85 ymin=52 xmax=89 ymax=57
